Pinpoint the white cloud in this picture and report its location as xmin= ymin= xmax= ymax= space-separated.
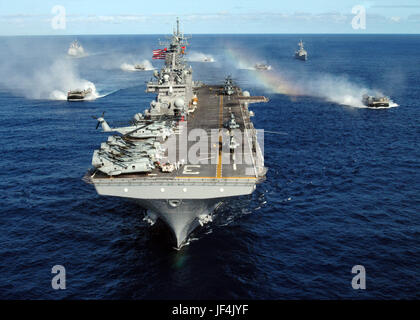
xmin=390 ymin=16 xmax=401 ymax=23
xmin=408 ymin=14 xmax=420 ymax=22
xmin=0 ymin=10 xmax=419 ymax=34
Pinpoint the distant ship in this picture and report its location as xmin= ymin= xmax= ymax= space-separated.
xmin=295 ymin=40 xmax=307 ymax=61
xmin=254 ymin=63 xmax=270 ymax=70
xmin=68 ymin=40 xmax=85 ymax=57
xmin=362 ymin=94 xmax=390 ymax=108
xmin=134 ymin=64 xmax=146 ymax=70
xmin=67 ymin=88 xmax=92 ymax=101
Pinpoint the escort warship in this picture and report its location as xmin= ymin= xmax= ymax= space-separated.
xmin=295 ymin=40 xmax=308 ymax=61
xmin=84 ymin=19 xmax=268 ymax=248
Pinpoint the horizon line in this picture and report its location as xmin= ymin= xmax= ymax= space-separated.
xmin=1 ymin=32 xmax=420 ymax=37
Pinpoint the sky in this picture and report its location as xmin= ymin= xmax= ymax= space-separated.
xmin=0 ymin=0 xmax=419 ymax=35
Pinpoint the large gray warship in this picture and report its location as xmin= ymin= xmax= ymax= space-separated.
xmin=84 ymin=19 xmax=268 ymax=248
xmin=362 ymin=94 xmax=390 ymax=108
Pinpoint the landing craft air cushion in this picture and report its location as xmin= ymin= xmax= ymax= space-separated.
xmin=362 ymin=94 xmax=391 ymax=108
xmin=67 ymin=88 xmax=92 ymax=101
xmin=295 ymin=40 xmax=308 ymax=61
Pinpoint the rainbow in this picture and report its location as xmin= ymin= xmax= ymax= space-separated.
xmin=224 ymin=47 xmax=302 ymax=96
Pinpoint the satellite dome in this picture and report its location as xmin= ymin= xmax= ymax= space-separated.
xmin=174 ymin=98 xmax=185 ymax=108
xmin=243 ymin=91 xmax=250 ymax=97
xmin=163 ymin=74 xmax=170 ymax=82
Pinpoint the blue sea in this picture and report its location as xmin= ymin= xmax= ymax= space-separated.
xmin=0 ymin=34 xmax=418 ymax=299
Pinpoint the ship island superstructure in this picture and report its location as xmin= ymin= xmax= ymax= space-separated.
xmin=85 ymin=19 xmax=268 ymax=248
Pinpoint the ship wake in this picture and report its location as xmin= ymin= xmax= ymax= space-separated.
xmin=256 ymin=70 xmax=398 ymax=108
xmin=49 ymin=81 xmax=103 ymax=101
xmin=0 ymin=58 xmax=104 ymax=101
xmin=297 ymin=74 xmax=398 ymax=108
xmin=225 ymin=46 xmax=397 ymax=108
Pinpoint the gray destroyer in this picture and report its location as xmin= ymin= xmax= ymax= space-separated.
xmin=85 ymin=19 xmax=268 ymax=248
xmin=295 ymin=40 xmax=307 ymax=61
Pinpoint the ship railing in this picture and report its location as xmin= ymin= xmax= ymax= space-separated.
xmin=84 ymin=172 xmax=257 ymax=185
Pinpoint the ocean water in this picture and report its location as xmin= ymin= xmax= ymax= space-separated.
xmin=0 ymin=34 xmax=419 ymax=299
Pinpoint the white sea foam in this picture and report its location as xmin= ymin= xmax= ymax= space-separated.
xmin=361 ymin=102 xmax=399 ymax=109
xmin=237 ymin=61 xmax=255 ymax=70
xmin=68 ymin=45 xmax=87 ymax=58
xmin=226 ymin=46 xmax=396 ymax=108
xmin=258 ymin=69 xmax=397 ymax=108
xmin=299 ymin=74 xmax=398 ymax=108
xmin=49 ymin=81 xmax=101 ymax=101
xmin=188 ymin=52 xmax=215 ymax=62
xmin=2 ymin=58 xmax=103 ymax=100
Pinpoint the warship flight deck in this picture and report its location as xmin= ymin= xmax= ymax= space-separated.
xmin=91 ymin=85 xmax=267 ymax=182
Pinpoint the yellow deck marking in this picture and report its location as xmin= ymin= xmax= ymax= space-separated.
xmin=173 ymin=94 xmax=257 ymax=181
xmin=216 ymin=95 xmax=223 ymax=178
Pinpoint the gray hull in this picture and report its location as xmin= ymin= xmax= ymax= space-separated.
xmin=295 ymin=53 xmax=307 ymax=61
xmin=89 ymin=175 xmax=258 ymax=249
xmin=137 ymin=198 xmax=222 ymax=248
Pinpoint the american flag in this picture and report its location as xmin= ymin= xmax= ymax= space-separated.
xmin=152 ymin=48 xmax=167 ymax=60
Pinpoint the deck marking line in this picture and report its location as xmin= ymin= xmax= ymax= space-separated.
xmin=217 ymin=95 xmax=223 ymax=178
